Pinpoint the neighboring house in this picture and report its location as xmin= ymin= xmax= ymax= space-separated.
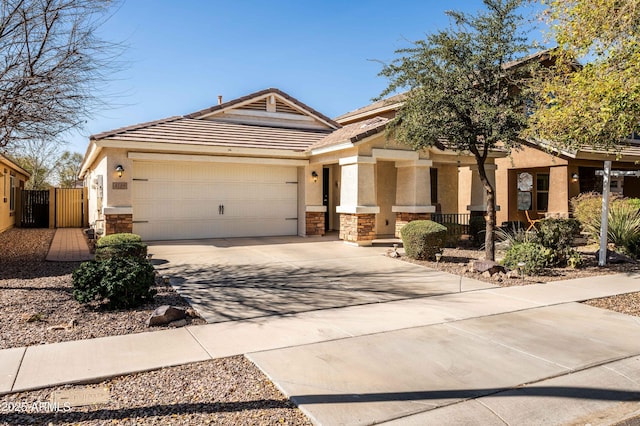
xmin=79 ymin=88 xmax=498 ymax=244
xmin=495 ymin=137 xmax=640 ymax=226
xmin=0 ymin=153 xmax=30 ymax=233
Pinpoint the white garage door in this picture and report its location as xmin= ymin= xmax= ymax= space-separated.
xmin=132 ymin=161 xmax=298 ymax=240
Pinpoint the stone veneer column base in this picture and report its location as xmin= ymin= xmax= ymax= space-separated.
xmin=105 ymin=214 xmax=133 ymax=235
xmin=395 ymin=212 xmax=431 ymax=237
xmin=339 ymin=213 xmax=376 ymax=245
xmin=305 ymin=211 xmax=325 ymax=236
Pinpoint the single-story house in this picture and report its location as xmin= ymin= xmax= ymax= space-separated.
xmin=79 ymin=88 xmax=500 ymax=244
xmin=0 ymin=153 xmax=30 ymax=233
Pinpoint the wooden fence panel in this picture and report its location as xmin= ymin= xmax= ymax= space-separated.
xmin=55 ymin=188 xmax=84 ymax=228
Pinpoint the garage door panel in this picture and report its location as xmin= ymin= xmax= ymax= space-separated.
xmin=132 ymin=161 xmax=299 ymax=240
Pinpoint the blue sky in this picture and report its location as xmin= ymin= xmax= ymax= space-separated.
xmin=68 ymin=0 xmax=546 ymax=154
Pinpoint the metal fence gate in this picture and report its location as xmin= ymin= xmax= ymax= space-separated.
xmin=20 ymin=190 xmax=50 ymax=228
xmin=20 ymin=188 xmax=85 ymax=228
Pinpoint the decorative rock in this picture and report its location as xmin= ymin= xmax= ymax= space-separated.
xmin=147 ymin=305 xmax=187 ymax=327
xmin=481 ymin=271 xmax=492 ymax=278
xmin=595 ymin=249 xmax=638 ymax=264
xmin=473 ymin=260 xmax=507 ymax=276
xmin=22 ymin=312 xmax=45 ymax=323
xmin=506 ymin=270 xmax=520 ymax=279
xmin=185 ymin=307 xmax=200 ymax=318
xmin=168 ymin=319 xmax=188 ymax=328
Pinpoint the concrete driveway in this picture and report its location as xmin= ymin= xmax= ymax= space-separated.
xmin=147 ymin=235 xmax=494 ymax=323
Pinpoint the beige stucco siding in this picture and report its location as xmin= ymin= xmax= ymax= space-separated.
xmin=0 ymin=162 xmax=28 ymax=233
xmin=376 ymin=161 xmax=397 ymax=236
xmin=437 ymin=165 xmax=459 ymax=214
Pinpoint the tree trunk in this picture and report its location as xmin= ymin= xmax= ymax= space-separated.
xmin=476 ymin=160 xmax=496 ymax=261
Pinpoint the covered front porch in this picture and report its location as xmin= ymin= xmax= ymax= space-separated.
xmin=304 ymin=128 xmax=501 ymax=245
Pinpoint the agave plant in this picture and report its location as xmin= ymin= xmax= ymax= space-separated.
xmin=607 ymin=202 xmax=640 ymax=254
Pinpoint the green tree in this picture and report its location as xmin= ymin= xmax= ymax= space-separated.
xmin=8 ymin=139 xmax=61 ymax=189
xmin=525 ymin=0 xmax=640 ymax=150
xmin=56 ymin=151 xmax=84 ymax=188
xmin=379 ymin=0 xmax=534 ymax=260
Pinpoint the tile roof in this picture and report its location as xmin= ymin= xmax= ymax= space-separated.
xmin=91 ymin=117 xmax=332 ymax=152
xmin=311 ymin=117 xmax=390 ymax=150
xmin=334 ymin=93 xmax=406 ymax=123
xmin=186 ymin=88 xmax=341 ymax=129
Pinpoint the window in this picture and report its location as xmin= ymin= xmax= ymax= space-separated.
xmin=536 ymin=173 xmax=549 ymax=211
xmin=517 ymin=172 xmax=533 ymax=211
xmin=9 ymin=174 xmax=14 ymax=211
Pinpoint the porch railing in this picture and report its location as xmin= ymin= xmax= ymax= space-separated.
xmin=431 ymin=213 xmax=471 ymax=235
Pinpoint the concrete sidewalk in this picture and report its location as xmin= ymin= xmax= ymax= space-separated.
xmin=1 ymin=272 xmax=640 ymax=425
xmin=45 ymin=228 xmax=93 ymax=262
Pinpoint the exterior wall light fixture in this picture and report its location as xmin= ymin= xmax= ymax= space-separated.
xmin=311 ymin=170 xmax=318 ymax=183
xmin=571 ymin=173 xmax=579 ymax=183
xmin=115 ymin=164 xmax=125 ymax=178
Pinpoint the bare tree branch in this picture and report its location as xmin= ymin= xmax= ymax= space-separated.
xmin=0 ymin=0 xmax=122 ymax=148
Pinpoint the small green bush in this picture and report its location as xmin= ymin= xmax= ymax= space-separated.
xmin=400 ymin=220 xmax=447 ymax=260
xmin=95 ymin=233 xmax=147 ymax=260
xmin=536 ymin=218 xmax=580 ymax=251
xmin=73 ymin=257 xmax=156 ymax=309
xmin=502 ymin=242 xmax=553 ymax=275
xmin=566 ymin=249 xmax=583 ymax=269
xmin=96 ymin=233 xmax=142 ymax=247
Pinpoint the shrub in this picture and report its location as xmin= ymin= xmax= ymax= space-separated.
xmin=73 ymin=257 xmax=157 ymax=309
xmin=572 ymin=193 xmax=640 ymax=256
xmin=570 ymin=192 xmax=622 ymax=241
xmin=501 ymin=242 xmax=553 ymax=275
xmin=566 ymin=249 xmax=583 ymax=269
xmin=536 ymin=218 xmax=580 ymax=251
xmin=469 ymin=216 xmax=486 ymax=247
xmin=608 ymin=202 xmax=640 ymax=256
xmin=400 ymin=220 xmax=447 ymax=260
xmin=442 ymin=223 xmax=464 ymax=248
xmin=95 ymin=233 xmax=147 ymax=260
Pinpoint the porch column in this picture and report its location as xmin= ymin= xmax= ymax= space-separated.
xmin=336 ymin=156 xmax=379 ymax=246
xmin=392 ymin=159 xmax=436 ymax=237
xmin=467 ymin=164 xmax=500 ymax=216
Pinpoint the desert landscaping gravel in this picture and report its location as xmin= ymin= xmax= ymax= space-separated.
xmin=0 ymin=228 xmax=205 ymax=350
xmin=0 ymin=356 xmax=312 ymax=425
xmin=2 ymin=228 xmax=640 ymax=425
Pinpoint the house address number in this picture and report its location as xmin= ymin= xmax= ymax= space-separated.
xmin=112 ymin=182 xmax=127 ymax=190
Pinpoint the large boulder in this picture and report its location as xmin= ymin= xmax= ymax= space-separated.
xmin=472 ymin=260 xmax=506 ymax=275
xmin=147 ymin=305 xmax=187 ymax=327
xmin=595 ymin=249 xmax=637 ymax=264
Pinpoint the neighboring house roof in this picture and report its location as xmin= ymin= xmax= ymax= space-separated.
xmin=311 ymin=117 xmax=390 ymax=151
xmin=0 ymin=152 xmax=30 ymax=177
xmin=335 ymin=93 xmax=406 ymax=125
xmin=531 ymin=138 xmax=640 ymax=162
xmin=91 ymin=116 xmax=332 ymax=152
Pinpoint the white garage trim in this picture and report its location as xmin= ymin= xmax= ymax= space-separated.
xmin=128 ymin=151 xmax=308 ymax=166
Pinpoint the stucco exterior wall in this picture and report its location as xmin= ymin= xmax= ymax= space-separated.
xmin=437 ymin=165 xmax=459 ymax=214
xmin=548 ymin=166 xmax=569 ymax=215
xmin=376 ymin=161 xmax=397 ymax=236
xmin=458 ymin=166 xmax=472 ymax=214
xmin=0 ymin=161 xmax=28 ymax=233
